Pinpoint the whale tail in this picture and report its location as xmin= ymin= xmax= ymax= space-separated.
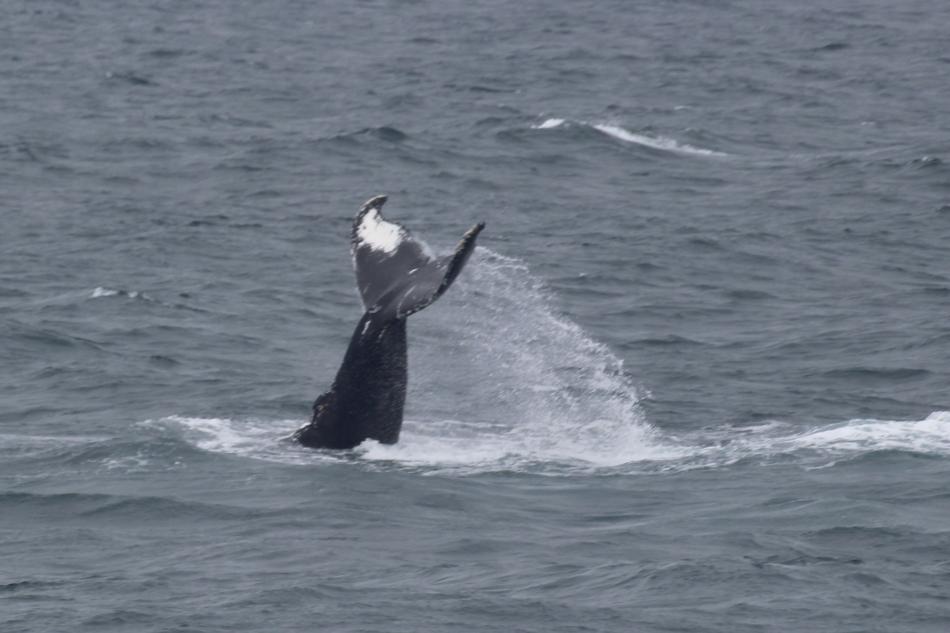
xmin=351 ymin=195 xmax=485 ymax=330
xmin=293 ymin=195 xmax=484 ymax=449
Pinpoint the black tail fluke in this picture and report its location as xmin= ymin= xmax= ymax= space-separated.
xmin=294 ymin=195 xmax=484 ymax=450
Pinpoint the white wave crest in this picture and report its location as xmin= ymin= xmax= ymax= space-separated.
xmin=660 ymin=411 xmax=950 ymax=471
xmin=531 ymin=116 xmax=728 ymax=157
xmin=592 ymin=123 xmax=728 ymax=157
xmin=91 ymin=287 xmax=142 ymax=299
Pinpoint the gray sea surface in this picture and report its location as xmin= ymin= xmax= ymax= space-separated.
xmin=3 ymin=1 xmax=950 ymax=631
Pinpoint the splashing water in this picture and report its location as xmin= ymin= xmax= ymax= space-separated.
xmin=163 ymin=249 xmax=950 ymax=475
xmin=365 ymin=248 xmax=670 ymax=471
xmin=164 ymin=248 xmax=671 ymax=473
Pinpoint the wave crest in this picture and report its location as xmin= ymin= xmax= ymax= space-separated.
xmin=532 ymin=117 xmax=728 ymax=157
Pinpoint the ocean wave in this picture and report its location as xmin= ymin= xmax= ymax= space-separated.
xmin=531 ymin=117 xmax=729 ymax=157
xmin=0 ymin=490 xmax=261 ymax=521
xmin=0 ymin=432 xmax=109 ymax=463
xmin=326 ymin=125 xmax=409 ymax=144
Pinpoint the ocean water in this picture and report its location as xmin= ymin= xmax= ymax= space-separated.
xmin=2 ymin=0 xmax=950 ymax=631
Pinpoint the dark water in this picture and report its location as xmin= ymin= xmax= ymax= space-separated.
xmin=3 ymin=1 xmax=950 ymax=631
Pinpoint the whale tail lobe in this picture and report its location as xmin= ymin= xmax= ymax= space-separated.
xmin=293 ymin=195 xmax=484 ymax=449
xmin=351 ymin=195 xmax=484 ymax=328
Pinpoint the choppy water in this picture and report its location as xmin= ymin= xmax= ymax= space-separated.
xmin=3 ymin=1 xmax=950 ymax=631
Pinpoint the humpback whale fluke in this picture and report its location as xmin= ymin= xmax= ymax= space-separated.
xmin=293 ymin=195 xmax=485 ymax=450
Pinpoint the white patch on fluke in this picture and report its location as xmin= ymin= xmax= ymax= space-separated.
xmin=355 ymin=209 xmax=404 ymax=254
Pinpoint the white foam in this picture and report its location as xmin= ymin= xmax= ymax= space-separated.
xmin=354 ymin=209 xmax=404 ymax=254
xmin=167 ymin=415 xmax=286 ymax=453
xmin=533 ymin=118 xmax=566 ymax=129
xmin=90 ymin=287 xmax=142 ymax=299
xmin=163 ymin=409 xmax=950 ymax=475
xmin=785 ymin=411 xmax=950 ymax=454
xmin=163 ymin=415 xmax=318 ymax=466
xmin=663 ymin=411 xmax=950 ymax=471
